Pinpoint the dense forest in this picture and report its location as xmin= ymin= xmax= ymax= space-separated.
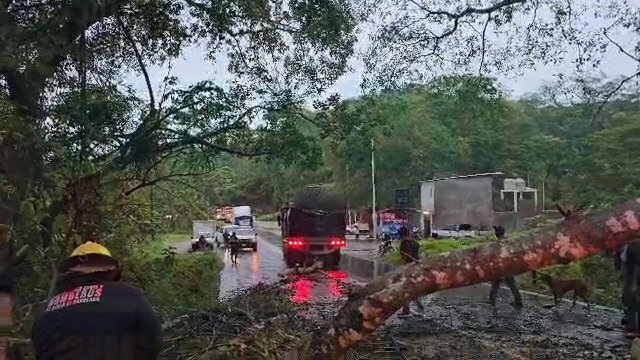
xmin=183 ymin=75 xmax=640 ymax=214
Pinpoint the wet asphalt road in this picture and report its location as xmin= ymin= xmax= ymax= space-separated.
xmin=215 ymin=228 xmax=286 ymax=300
xmin=181 ymin=223 xmax=356 ymax=302
xmin=382 ymin=285 xmax=630 ymax=359
xmin=178 ymin=223 xmax=633 ymax=358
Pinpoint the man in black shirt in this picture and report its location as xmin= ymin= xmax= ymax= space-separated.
xmin=618 ymin=240 xmax=640 ymax=335
xmin=488 ymin=225 xmax=523 ymax=308
xmin=31 ymin=241 xmax=161 ymax=360
xmin=399 ymin=226 xmax=425 ymax=316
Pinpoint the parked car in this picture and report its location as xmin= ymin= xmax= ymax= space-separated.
xmin=356 ymin=222 xmax=369 ymax=235
xmin=220 ymin=225 xmax=239 ymax=247
xmin=431 ymin=224 xmax=477 ymax=238
xmin=191 ymin=231 xmax=215 ymax=251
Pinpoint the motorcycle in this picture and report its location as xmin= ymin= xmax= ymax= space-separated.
xmin=377 ymin=233 xmax=394 ymax=256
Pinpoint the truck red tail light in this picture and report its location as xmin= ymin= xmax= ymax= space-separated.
xmin=287 ymin=236 xmax=306 ymax=247
xmin=329 ymin=237 xmax=346 ymax=248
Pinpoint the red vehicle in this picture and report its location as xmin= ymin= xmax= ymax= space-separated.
xmin=222 ymin=206 xmax=233 ymax=223
xmin=212 ymin=207 xmax=226 ymax=221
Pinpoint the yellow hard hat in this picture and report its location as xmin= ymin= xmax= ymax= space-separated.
xmin=69 ymin=241 xmax=112 ymax=258
xmin=61 ymin=241 xmax=117 ymax=272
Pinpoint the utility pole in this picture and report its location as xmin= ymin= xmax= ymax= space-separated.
xmin=541 ymin=178 xmax=545 ymax=211
xmin=346 ymin=164 xmax=352 ymax=225
xmin=371 ymin=137 xmax=377 ymax=240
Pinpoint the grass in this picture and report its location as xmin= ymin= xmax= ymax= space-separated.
xmin=144 ymin=232 xmax=191 ymax=256
xmin=120 ymin=231 xmax=224 ymax=320
xmin=385 ymin=236 xmax=494 ymax=264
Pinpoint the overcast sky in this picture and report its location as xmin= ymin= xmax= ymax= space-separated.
xmin=125 ymin=6 xmax=640 ymax=104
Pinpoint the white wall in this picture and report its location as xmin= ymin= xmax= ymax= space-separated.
xmin=420 ymin=181 xmax=435 ymax=213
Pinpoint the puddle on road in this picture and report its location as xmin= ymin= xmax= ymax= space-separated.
xmin=283 ymin=270 xmax=353 ymax=326
xmin=286 ymin=270 xmax=350 ymax=305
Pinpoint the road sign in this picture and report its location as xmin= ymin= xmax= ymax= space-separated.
xmin=395 ymin=188 xmax=410 ymax=208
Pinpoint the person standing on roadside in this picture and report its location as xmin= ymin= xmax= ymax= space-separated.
xmin=399 ymin=226 xmax=425 ymax=316
xmin=487 ymin=225 xmax=523 ymax=308
xmin=617 ymin=240 xmax=640 ymax=336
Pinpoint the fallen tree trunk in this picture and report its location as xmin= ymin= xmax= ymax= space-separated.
xmin=312 ymin=198 xmax=640 ymax=359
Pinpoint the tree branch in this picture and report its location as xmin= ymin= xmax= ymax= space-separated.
xmin=479 ymin=14 xmax=491 ymax=75
xmin=405 ymin=0 xmax=525 ymax=59
xmin=116 ymin=17 xmax=155 ymax=110
xmin=604 ymin=31 xmax=640 ymax=63
xmin=593 ymin=70 xmax=640 ymax=120
xmin=0 ymin=0 xmax=129 ymax=112
xmin=312 ymin=197 xmax=640 ymax=358
xmin=123 ymin=170 xmax=214 ymax=196
xmin=419 ymin=0 xmax=526 ymax=17
xmin=161 ymin=129 xmax=274 ymax=157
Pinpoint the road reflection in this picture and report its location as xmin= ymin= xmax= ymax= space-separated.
xmin=326 ymin=270 xmax=348 ymax=298
xmin=287 ymin=270 xmax=350 ymax=304
xmin=289 ymin=277 xmax=313 ymax=304
xmin=251 ymin=252 xmax=261 ymax=282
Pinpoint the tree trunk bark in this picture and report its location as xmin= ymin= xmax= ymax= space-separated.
xmin=0 ymin=226 xmax=13 ymax=360
xmin=312 ymin=198 xmax=640 ymax=359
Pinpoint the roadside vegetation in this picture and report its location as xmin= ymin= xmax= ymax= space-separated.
xmin=124 ymin=233 xmax=223 ymax=320
xmin=385 ymin=236 xmax=494 ymax=264
xmin=256 ymin=212 xmax=280 ymax=221
xmin=2 ymin=0 xmax=640 ymax=358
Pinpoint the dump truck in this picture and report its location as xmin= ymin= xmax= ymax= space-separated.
xmin=279 ymin=186 xmax=346 ymax=269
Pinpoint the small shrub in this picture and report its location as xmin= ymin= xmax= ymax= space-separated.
xmin=122 ymin=248 xmax=223 ymax=320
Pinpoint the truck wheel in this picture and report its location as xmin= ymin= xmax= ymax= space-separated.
xmin=324 ymin=250 xmax=341 ymax=269
xmin=284 ymin=249 xmax=297 ymax=268
xmin=252 ymin=243 xmax=258 ymax=252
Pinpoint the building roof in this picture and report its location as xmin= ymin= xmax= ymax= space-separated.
xmin=421 ymin=172 xmax=504 ymax=183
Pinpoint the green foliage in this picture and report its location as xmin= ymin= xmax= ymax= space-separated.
xmin=122 ymin=249 xmax=223 ymax=320
xmin=385 ymin=236 xmax=493 ymax=265
xmin=144 ymin=232 xmax=191 ymax=256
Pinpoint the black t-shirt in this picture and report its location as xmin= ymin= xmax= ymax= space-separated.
xmin=400 ymin=238 xmax=420 ymax=264
xmin=31 ymin=275 xmax=161 ymax=360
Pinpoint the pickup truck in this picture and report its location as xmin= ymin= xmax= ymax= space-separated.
xmin=431 ymin=224 xmax=478 ymax=239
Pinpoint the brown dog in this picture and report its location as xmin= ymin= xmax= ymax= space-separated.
xmin=533 ymin=271 xmax=591 ymax=312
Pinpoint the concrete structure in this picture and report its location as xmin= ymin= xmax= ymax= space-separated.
xmin=420 ymin=173 xmax=539 ymax=232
